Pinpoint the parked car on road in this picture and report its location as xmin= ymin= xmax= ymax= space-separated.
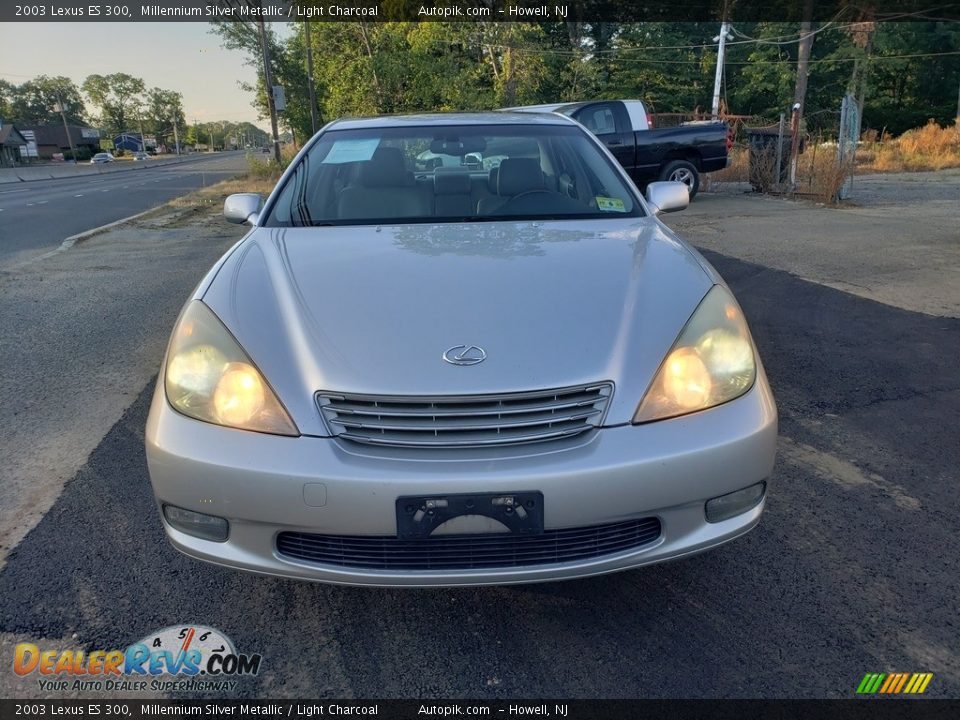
xmin=146 ymin=111 xmax=777 ymax=587
xmin=90 ymin=152 xmax=115 ymax=164
xmin=132 ymin=151 xmax=149 ymax=161
xmin=504 ymin=99 xmax=731 ymax=198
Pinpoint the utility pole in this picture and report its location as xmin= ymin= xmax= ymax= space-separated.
xmin=955 ymin=73 xmax=959 ymax=122
xmin=304 ymin=20 xmax=319 ymax=135
xmin=257 ymin=13 xmax=282 ymax=164
xmin=54 ymin=87 xmax=76 ymax=162
xmin=711 ymin=20 xmax=733 ymax=119
xmin=172 ymin=114 xmax=180 ymax=156
xmin=137 ymin=106 xmax=146 ymax=153
xmin=790 ymin=0 xmax=816 ymax=186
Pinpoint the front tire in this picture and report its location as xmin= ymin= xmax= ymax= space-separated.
xmin=659 ymin=160 xmax=700 ymax=200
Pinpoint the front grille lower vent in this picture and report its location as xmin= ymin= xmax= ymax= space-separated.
xmin=276 ymin=517 xmax=662 ymax=570
xmin=316 ymin=383 xmax=613 ymax=448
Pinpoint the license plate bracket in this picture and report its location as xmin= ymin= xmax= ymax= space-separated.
xmin=396 ymin=491 xmax=544 ymax=539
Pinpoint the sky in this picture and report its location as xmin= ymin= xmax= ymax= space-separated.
xmin=0 ymin=22 xmax=294 ymax=129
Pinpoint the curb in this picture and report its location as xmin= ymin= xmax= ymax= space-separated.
xmin=63 ymin=207 xmax=161 ymax=246
xmin=11 ymin=208 xmax=162 ymax=269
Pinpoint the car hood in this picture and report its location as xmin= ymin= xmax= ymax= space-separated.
xmin=201 ymin=218 xmax=714 ymax=435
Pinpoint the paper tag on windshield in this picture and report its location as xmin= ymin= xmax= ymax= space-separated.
xmin=323 ymin=138 xmax=380 ymax=164
xmin=596 ymin=196 xmax=627 ymax=212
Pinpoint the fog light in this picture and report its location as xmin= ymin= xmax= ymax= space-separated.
xmin=163 ymin=504 xmax=229 ymax=542
xmin=705 ymin=482 xmax=766 ymax=523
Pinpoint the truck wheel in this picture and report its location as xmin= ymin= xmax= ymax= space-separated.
xmin=660 ymin=160 xmax=700 ymax=200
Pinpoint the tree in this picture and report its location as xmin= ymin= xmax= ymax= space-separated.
xmin=82 ymin=73 xmax=146 ymax=135
xmin=0 ymin=79 xmax=14 ymax=122
xmin=146 ymin=88 xmax=185 ymax=146
xmin=9 ymin=75 xmax=85 ymax=126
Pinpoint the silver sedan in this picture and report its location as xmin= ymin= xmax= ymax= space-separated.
xmin=145 ymin=112 xmax=777 ymax=586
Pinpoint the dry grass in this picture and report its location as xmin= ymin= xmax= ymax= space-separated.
xmin=856 ymin=121 xmax=960 ymax=173
xmin=166 ymin=153 xmax=285 ymax=210
xmin=166 ymin=173 xmax=278 ymax=210
xmin=704 ymin=120 xmax=959 ymax=203
xmin=704 ymin=146 xmax=749 ymax=186
xmin=797 ymin=143 xmax=855 ymax=203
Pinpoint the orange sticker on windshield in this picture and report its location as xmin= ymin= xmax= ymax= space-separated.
xmin=596 ymin=196 xmax=627 ymax=212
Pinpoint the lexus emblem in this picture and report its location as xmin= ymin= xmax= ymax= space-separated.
xmin=443 ymin=345 xmax=486 ymax=366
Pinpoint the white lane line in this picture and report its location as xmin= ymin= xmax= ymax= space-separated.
xmin=27 ymin=203 xmax=34 ymax=206
xmin=74 ymin=194 xmax=84 ymax=197
xmin=101 ymin=189 xmax=109 ymax=193
xmin=37 ymin=200 xmax=48 ymax=204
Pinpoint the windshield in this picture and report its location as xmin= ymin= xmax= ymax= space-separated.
xmin=264 ymin=124 xmax=643 ymax=227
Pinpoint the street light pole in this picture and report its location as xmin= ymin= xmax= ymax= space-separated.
xmin=711 ymin=21 xmax=732 ymax=119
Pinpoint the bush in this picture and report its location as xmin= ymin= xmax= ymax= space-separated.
xmin=247 ymin=154 xmax=290 ymax=181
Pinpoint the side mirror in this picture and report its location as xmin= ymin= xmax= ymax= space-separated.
xmin=645 ymin=181 xmax=689 ymax=215
xmin=224 ymin=193 xmax=263 ymax=225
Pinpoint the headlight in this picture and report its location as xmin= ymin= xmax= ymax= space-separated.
xmin=634 ymin=285 xmax=756 ymax=423
xmin=164 ymin=301 xmax=299 ymax=436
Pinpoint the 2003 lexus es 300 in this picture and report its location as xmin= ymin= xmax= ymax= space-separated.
xmin=145 ymin=112 xmax=777 ymax=586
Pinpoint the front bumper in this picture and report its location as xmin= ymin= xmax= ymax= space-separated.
xmin=145 ymin=376 xmax=777 ymax=587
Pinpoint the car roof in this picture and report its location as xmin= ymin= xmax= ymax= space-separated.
xmin=327 ymin=111 xmax=577 ymax=131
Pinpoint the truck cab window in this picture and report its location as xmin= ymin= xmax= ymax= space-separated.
xmin=579 ymin=106 xmax=617 ymax=136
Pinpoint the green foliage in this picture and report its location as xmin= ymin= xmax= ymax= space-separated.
xmin=82 ymin=73 xmax=146 ymax=135
xmin=5 ymin=76 xmax=86 ymax=126
xmin=0 ymin=79 xmax=16 ymax=122
xmin=146 ymin=88 xmax=186 ymax=146
xmin=207 ymin=18 xmax=958 ymax=142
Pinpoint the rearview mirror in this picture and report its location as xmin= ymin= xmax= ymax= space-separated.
xmin=645 ymin=182 xmax=689 ymax=215
xmin=224 ymin=193 xmax=263 ymax=225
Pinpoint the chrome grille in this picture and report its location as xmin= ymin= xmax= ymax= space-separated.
xmin=316 ymin=383 xmax=613 ymax=448
xmin=276 ymin=518 xmax=662 ymax=570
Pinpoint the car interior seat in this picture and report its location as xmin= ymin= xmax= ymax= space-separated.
xmin=338 ymin=147 xmax=430 ymax=220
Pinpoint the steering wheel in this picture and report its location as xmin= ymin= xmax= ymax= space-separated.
xmin=497 ymin=189 xmax=556 ymax=213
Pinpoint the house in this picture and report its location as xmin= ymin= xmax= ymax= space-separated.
xmin=0 ymin=121 xmax=27 ymax=167
xmin=113 ymin=132 xmax=144 ymax=153
xmin=22 ymin=125 xmax=101 ymax=159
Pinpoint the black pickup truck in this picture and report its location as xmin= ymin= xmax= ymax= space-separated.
xmin=505 ymin=99 xmax=731 ymax=199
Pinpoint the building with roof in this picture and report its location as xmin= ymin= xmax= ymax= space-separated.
xmin=114 ymin=132 xmax=145 ymax=153
xmin=0 ymin=122 xmax=27 ymax=167
xmin=23 ymin=125 xmax=102 ymax=160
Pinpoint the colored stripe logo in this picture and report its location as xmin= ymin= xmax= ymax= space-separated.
xmin=857 ymin=672 xmax=933 ymax=694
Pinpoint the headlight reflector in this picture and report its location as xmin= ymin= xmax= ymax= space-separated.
xmin=164 ymin=301 xmax=298 ymax=436
xmin=634 ymin=285 xmax=756 ymax=423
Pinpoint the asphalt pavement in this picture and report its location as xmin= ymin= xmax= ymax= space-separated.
xmin=0 ymin=174 xmax=957 ymax=699
xmin=0 ymin=152 xmax=249 ymax=266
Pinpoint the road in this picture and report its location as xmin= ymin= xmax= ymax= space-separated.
xmin=0 ymin=172 xmax=957 ymax=699
xmin=0 ymin=152 xmax=249 ymax=266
